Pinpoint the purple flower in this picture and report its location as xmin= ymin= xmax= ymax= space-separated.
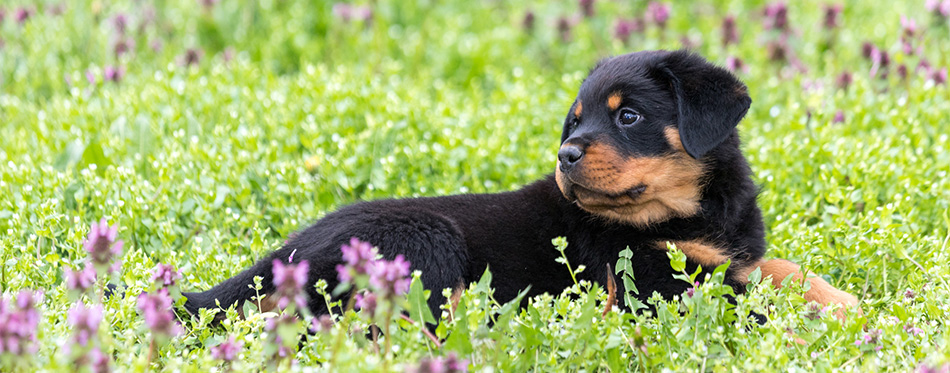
xmin=904 ymin=324 xmax=924 ymax=337
xmin=86 ymin=70 xmax=97 ymax=85
xmin=685 ymin=281 xmax=699 ymax=298
xmin=264 ymin=314 xmax=298 ymax=361
xmin=210 ymin=336 xmax=243 ymax=361
xmin=902 ymin=41 xmax=918 ymax=56
xmin=353 ymin=6 xmax=372 ymax=23
xmin=898 ymin=64 xmax=909 ymax=80
xmin=103 ymin=66 xmax=124 ymax=83
xmin=579 ymin=0 xmax=595 ymax=18
xmin=522 ymin=11 xmax=535 ymax=31
xmin=679 ymin=36 xmax=701 ymax=49
xmin=0 ymin=290 xmax=43 ymax=355
xmin=199 ymin=0 xmax=219 ymax=9
xmin=354 ymin=291 xmax=378 ymax=316
xmin=150 ymin=40 xmax=163 ymax=53
xmin=151 ymin=263 xmax=182 ymax=288
xmin=48 ymin=4 xmax=65 ymax=16
xmin=869 ymin=47 xmax=890 ymax=78
xmin=721 ymin=16 xmax=739 ymax=46
xmin=114 ymin=37 xmax=134 ymax=57
xmin=614 ymin=19 xmax=636 ymax=43
xmin=182 ymin=48 xmax=203 ymax=67
xmin=369 ymin=255 xmax=411 ymax=296
xmin=113 ymin=14 xmax=128 ymax=34
xmin=15 ymin=290 xmax=42 ymax=321
xmin=925 ymin=0 xmax=939 ymax=12
xmin=14 ymin=7 xmax=31 ymax=24
xmin=647 ymin=2 xmax=671 ymax=28
xmin=763 ymin=2 xmax=789 ymax=32
xmin=804 ymin=302 xmax=829 ymax=319
xmin=823 ymin=4 xmax=842 ymax=30
xmin=273 ymin=260 xmax=309 ymax=291
xmin=336 ymin=237 xmax=377 ymax=283
xmin=901 ymin=16 xmax=918 ymax=38
xmin=557 ymin=16 xmax=573 ymax=42
xmin=916 ymin=362 xmax=950 ymax=373
xmin=861 ymin=41 xmax=876 ymax=59
xmin=272 ymin=259 xmax=310 ymax=310
xmin=0 ymin=8 xmax=5 ymax=24
xmin=925 ymin=0 xmax=950 ymax=18
xmin=918 ymin=59 xmax=933 ymax=75
xmin=332 ymin=3 xmax=353 ymax=22
xmin=833 ymin=110 xmax=845 ymax=124
xmin=332 ymin=3 xmax=372 ymax=23
xmin=68 ymin=302 xmax=103 ymax=347
xmin=84 ymin=218 xmax=124 ymax=273
xmin=835 ymin=71 xmax=853 ymax=90
xmin=855 ymin=329 xmax=884 ymax=351
xmin=66 ymin=262 xmax=97 ymax=292
xmin=766 ymin=37 xmax=790 ymax=63
xmin=136 ymin=289 xmax=181 ymax=338
xmin=933 ymin=68 xmax=948 ymax=85
xmin=905 ymin=289 xmax=917 ymax=299
xmin=310 ymin=315 xmax=334 ymax=333
xmin=725 ymin=56 xmax=745 ymax=73
xmin=87 ymin=347 xmax=111 ymax=373
xmin=409 ymin=352 xmax=469 ymax=373
xmin=222 ymin=47 xmax=235 ymax=63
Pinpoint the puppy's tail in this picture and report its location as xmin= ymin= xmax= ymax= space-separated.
xmin=183 ymin=257 xmax=276 ymax=318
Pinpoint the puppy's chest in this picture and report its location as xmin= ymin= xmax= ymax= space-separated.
xmin=565 ymin=229 xmax=694 ymax=272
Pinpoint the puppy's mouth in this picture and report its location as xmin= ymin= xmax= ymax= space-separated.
xmin=566 ymin=182 xmax=649 ymax=209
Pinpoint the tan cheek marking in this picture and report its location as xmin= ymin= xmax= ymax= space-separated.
xmin=658 ymin=240 xmax=730 ymax=268
xmin=607 ymin=91 xmax=623 ymax=111
xmin=574 ymin=101 xmax=583 ymax=117
xmin=733 ymin=259 xmax=861 ymax=320
xmin=664 ymin=127 xmax=686 ymax=153
xmin=573 ymin=142 xmax=706 ymax=226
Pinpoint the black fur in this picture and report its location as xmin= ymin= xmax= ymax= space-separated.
xmin=183 ymin=50 xmax=765 ymax=319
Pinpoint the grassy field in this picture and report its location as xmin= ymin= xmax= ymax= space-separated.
xmin=1 ymin=0 xmax=949 ymax=371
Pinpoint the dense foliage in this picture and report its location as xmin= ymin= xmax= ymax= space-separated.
xmin=1 ymin=0 xmax=949 ymax=371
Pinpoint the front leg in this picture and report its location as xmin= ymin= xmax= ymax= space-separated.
xmin=658 ymin=240 xmax=860 ymax=320
xmin=734 ymin=259 xmax=860 ymax=320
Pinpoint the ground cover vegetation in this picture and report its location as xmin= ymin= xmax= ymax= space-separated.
xmin=1 ymin=0 xmax=949 ymax=371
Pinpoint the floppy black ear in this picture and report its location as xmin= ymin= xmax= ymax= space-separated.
xmin=655 ymin=50 xmax=752 ymax=159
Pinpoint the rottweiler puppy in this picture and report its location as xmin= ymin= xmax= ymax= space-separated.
xmin=183 ymin=50 xmax=859 ymax=321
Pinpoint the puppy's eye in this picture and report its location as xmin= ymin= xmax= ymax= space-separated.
xmin=570 ymin=118 xmax=580 ymax=129
xmin=618 ymin=109 xmax=641 ymax=126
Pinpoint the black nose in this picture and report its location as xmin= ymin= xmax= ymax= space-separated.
xmin=558 ymin=145 xmax=584 ymax=171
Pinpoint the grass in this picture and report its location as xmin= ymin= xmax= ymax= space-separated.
xmin=1 ymin=0 xmax=949 ymax=371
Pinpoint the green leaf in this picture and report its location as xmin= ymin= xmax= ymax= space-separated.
xmin=665 ymin=242 xmax=687 ymax=273
xmin=747 ymin=266 xmax=762 ymax=285
xmin=406 ymin=273 xmax=436 ymax=325
xmin=77 ymin=139 xmax=112 ymax=174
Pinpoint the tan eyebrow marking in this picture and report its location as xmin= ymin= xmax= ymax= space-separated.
xmin=607 ymin=91 xmax=623 ymax=111
xmin=574 ymin=101 xmax=583 ymax=117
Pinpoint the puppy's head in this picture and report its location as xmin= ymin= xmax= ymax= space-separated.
xmin=555 ymin=50 xmax=751 ymax=226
